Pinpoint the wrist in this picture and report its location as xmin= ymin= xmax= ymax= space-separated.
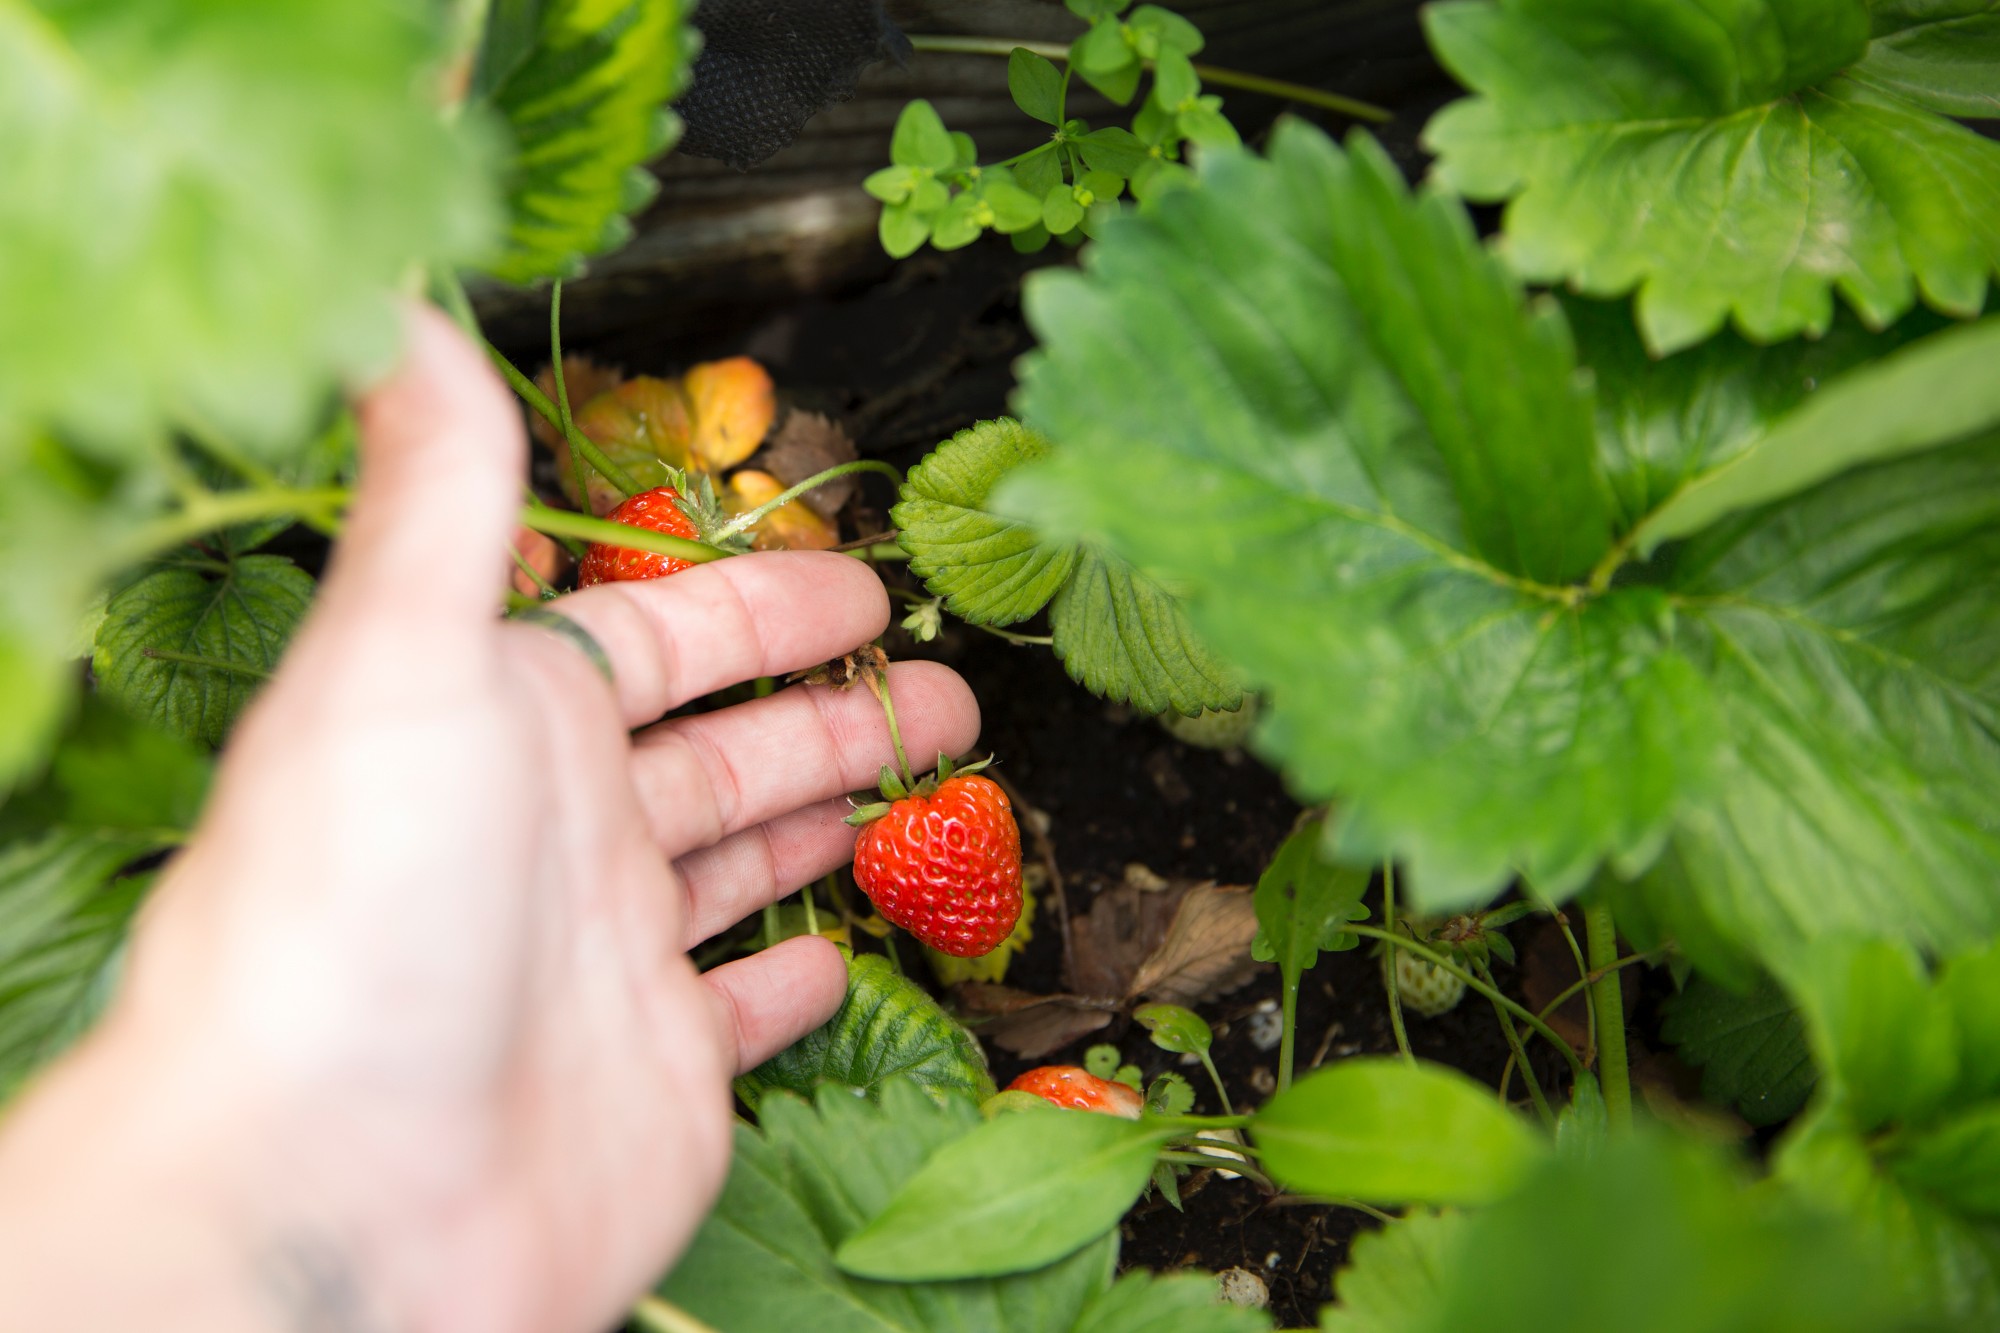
xmin=0 ymin=1013 xmax=404 ymax=1333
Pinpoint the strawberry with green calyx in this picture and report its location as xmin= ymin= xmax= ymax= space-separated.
xmin=1006 ymin=1066 xmax=1144 ymax=1118
xmin=847 ymin=751 xmax=1024 ymax=958
xmin=576 ymin=472 xmax=750 ymax=587
xmin=1393 ymin=951 xmax=1467 ymax=1017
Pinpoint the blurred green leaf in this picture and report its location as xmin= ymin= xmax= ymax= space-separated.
xmin=1048 ymin=546 xmax=1242 ymax=717
xmin=1151 ymin=49 xmax=1198 ymax=107
xmin=737 ymin=953 xmax=994 ymax=1113
xmin=1129 ymin=5 xmax=1204 ymax=57
xmin=1851 ymin=1 xmax=2000 ymax=118
xmin=471 ymin=0 xmax=693 ymax=284
xmin=1009 ymin=47 xmax=1066 ymax=124
xmin=1044 ymin=186 xmax=1088 ymax=235
xmin=0 ymin=834 xmax=149 ymax=1103
xmin=1660 ymin=972 xmax=1816 ymax=1128
xmin=1318 ymin=1210 xmax=1466 ymax=1333
xmin=1891 ymin=1104 xmax=2000 ymax=1221
xmin=94 ymin=555 xmax=314 ymax=748
xmin=893 ymin=420 xmax=1077 ymax=626
xmin=880 ymin=201 xmax=932 ymax=258
xmin=1422 ymin=0 xmax=2000 ymax=352
xmin=1077 ymin=127 xmax=1151 ymax=177
xmin=1776 ymin=939 xmax=1958 ymax=1133
xmin=892 ymin=99 xmax=957 ymax=172
xmin=0 ymin=0 xmax=493 ymax=453
xmin=1074 ymin=1271 xmax=1270 ymax=1333
xmin=1253 ymin=1059 xmax=1543 ymax=1205
xmin=836 ymin=1109 xmax=1170 ymax=1280
xmin=1433 ymin=1133 xmax=1913 ymax=1333
xmin=660 ymin=1080 xmax=1121 ymax=1330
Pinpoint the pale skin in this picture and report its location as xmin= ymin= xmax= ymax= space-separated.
xmin=0 ymin=308 xmax=981 ymax=1333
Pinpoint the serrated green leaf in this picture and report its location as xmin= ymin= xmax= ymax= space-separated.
xmin=660 ymin=1080 xmax=1120 ymax=1331
xmin=1075 ymin=1271 xmax=1271 ymax=1333
xmin=1318 ymin=1210 xmax=1466 ymax=1333
xmin=1009 ymin=47 xmax=1066 ymax=124
xmin=1778 ymin=1113 xmax=2000 ymax=1324
xmin=1660 ymin=972 xmax=1816 ymax=1127
xmin=93 ymin=555 xmax=314 ymax=748
xmin=1422 ymin=0 xmax=2000 ymax=353
xmin=892 ymin=99 xmax=957 ymax=172
xmin=1010 ymin=121 xmax=2000 ymax=957
xmin=1253 ymin=1059 xmax=1543 ymax=1205
xmin=473 ymin=0 xmax=692 ymax=285
xmin=1009 ymin=125 xmax=1678 ymax=903
xmin=1251 ymin=815 xmax=1370 ymax=986
xmin=836 ymin=1108 xmax=1171 ymax=1280
xmin=1636 ymin=315 xmax=2000 ymax=550
xmin=1049 ymin=547 xmax=1242 ymax=717
xmin=893 ymin=420 xmax=1076 ymax=625
xmin=1891 ymin=1103 xmax=2000 ymax=1220
xmin=0 ymin=0 xmax=492 ymax=455
xmin=1778 ymin=938 xmax=1958 ymax=1133
xmin=736 ymin=953 xmax=994 ymax=1113
xmin=0 ymin=833 xmax=149 ymax=1102
xmin=1852 ymin=1 xmax=2000 ymax=118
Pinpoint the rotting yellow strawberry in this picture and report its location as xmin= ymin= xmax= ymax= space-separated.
xmin=684 ymin=356 xmax=775 ymax=471
xmin=565 ymin=377 xmax=693 ymax=515
xmin=727 ymin=469 xmax=838 ymax=551
xmin=847 ymin=754 xmax=1024 ymax=958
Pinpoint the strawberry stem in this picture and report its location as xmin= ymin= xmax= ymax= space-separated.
xmin=549 ymin=281 xmax=594 ymax=515
xmin=712 ymin=460 xmax=904 ymax=541
xmin=521 ymin=501 xmax=729 ymax=565
xmin=865 ymin=665 xmax=918 ymax=790
xmin=486 ymin=341 xmax=647 ymax=499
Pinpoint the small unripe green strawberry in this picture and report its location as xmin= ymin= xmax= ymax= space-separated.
xmin=1394 ymin=951 xmax=1466 ymax=1017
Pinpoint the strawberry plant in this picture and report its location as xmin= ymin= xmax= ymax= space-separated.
xmin=7 ymin=0 xmax=2000 ymax=1329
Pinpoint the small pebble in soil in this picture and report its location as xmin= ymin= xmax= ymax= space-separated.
xmin=1216 ymin=1267 xmax=1270 ymax=1309
xmin=1248 ymin=1066 xmax=1276 ymax=1096
xmin=1263 ymin=1252 xmax=1282 ymax=1269
xmin=1246 ymin=998 xmax=1283 ymax=1051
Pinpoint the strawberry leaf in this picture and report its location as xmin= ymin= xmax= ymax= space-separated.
xmin=1049 ymin=547 xmax=1242 ymax=717
xmin=1318 ymin=1209 xmax=1466 ymax=1333
xmin=93 ymin=555 xmax=314 ymax=748
xmin=893 ymin=420 xmax=1078 ymax=626
xmin=0 ymin=835 xmax=150 ymax=1104
xmin=1072 ymin=1271 xmax=1270 ymax=1333
xmin=659 ymin=1080 xmax=1122 ymax=1330
xmin=1422 ymin=0 xmax=2000 ymax=352
xmin=835 ymin=1107 xmax=1173 ymax=1280
xmin=0 ymin=701 xmax=206 ymax=1102
xmin=735 ymin=953 xmax=994 ymax=1113
xmin=1852 ymin=1 xmax=2000 ymax=118
xmin=470 ymin=0 xmax=695 ymax=284
xmin=1659 ymin=972 xmax=1817 ymax=1128
xmin=1008 ymin=123 xmax=2000 ymax=965
xmin=0 ymin=0 xmax=492 ymax=453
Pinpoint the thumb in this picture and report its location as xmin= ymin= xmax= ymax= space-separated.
xmin=309 ymin=302 xmax=526 ymax=652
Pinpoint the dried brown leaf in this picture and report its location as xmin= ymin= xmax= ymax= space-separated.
xmin=957 ymin=985 xmax=1115 ymax=1060
xmin=1126 ymin=884 xmax=1260 ymax=1007
xmin=754 ymin=410 xmax=859 ymax=519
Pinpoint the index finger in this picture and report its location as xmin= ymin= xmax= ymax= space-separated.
xmin=523 ymin=551 xmax=891 ymax=727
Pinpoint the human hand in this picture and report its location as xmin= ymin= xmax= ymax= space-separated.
xmin=0 ymin=308 xmax=979 ymax=1333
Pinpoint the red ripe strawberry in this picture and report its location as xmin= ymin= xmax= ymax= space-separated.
xmin=578 ymin=486 xmax=703 ymax=587
xmin=848 ymin=757 xmax=1023 ymax=958
xmin=1007 ymin=1066 xmax=1144 ymax=1118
